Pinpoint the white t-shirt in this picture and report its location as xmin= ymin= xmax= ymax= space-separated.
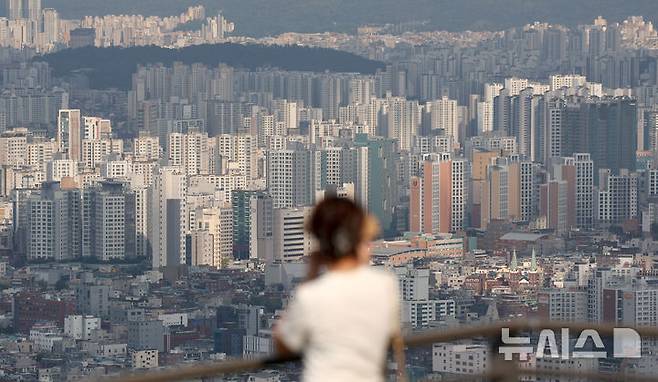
xmin=277 ymin=266 xmax=400 ymax=382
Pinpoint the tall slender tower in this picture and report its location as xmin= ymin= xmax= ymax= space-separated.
xmin=25 ymin=0 xmax=40 ymax=19
xmin=57 ymin=109 xmax=81 ymax=162
xmin=6 ymin=0 xmax=22 ymax=20
xmin=148 ymin=166 xmax=187 ymax=269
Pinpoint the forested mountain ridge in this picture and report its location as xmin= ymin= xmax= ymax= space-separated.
xmin=37 ymin=43 xmax=385 ymax=89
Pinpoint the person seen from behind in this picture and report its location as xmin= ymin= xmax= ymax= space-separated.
xmin=274 ymin=197 xmax=406 ymax=381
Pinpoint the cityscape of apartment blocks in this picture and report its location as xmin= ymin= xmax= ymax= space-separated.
xmin=1 ymin=15 xmax=658 ymax=273
xmin=0 ymin=61 xmax=652 ymax=265
xmin=2 ymin=7 xmax=658 ymax=380
xmin=0 ymin=0 xmax=234 ymax=53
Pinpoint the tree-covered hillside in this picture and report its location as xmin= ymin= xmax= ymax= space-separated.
xmin=37 ymin=43 xmax=385 ymax=89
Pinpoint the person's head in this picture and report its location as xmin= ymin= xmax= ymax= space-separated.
xmin=307 ymin=197 xmax=379 ymax=265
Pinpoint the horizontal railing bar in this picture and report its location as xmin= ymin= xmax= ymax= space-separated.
xmin=111 ymin=355 xmax=300 ymax=382
xmin=440 ymin=369 xmax=658 ymax=382
xmin=404 ymin=319 xmax=658 ymax=347
xmin=523 ymin=367 xmax=658 ymax=382
xmin=105 ymin=320 xmax=658 ymax=382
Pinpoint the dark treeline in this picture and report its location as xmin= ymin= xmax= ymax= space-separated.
xmin=37 ymin=43 xmax=385 ymax=90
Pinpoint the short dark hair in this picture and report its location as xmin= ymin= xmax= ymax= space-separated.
xmin=307 ymin=197 xmax=374 ymax=261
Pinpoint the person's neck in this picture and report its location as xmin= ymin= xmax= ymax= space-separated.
xmin=326 ymin=257 xmax=361 ymax=272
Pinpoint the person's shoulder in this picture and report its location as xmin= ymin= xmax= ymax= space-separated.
xmin=292 ymin=276 xmax=332 ymax=300
xmin=293 ymin=280 xmax=315 ymax=298
xmin=362 ymin=266 xmax=398 ymax=285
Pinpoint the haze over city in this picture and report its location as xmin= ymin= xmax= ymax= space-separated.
xmin=0 ymin=0 xmax=657 ymax=381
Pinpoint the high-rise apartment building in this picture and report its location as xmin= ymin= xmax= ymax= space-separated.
xmin=355 ymin=134 xmax=399 ymax=235
xmin=550 ymin=74 xmax=587 ymax=91
xmin=602 ymin=285 xmax=658 ymax=327
xmin=0 ymin=128 xmax=27 ymax=166
xmin=379 ymin=97 xmax=419 ymax=151
xmin=539 ymin=179 xmax=568 ymax=233
xmin=480 ymin=159 xmax=510 ymax=229
xmin=214 ymin=134 xmax=257 ymax=179
xmin=148 ymin=166 xmax=187 ymax=269
xmin=26 ymin=181 xmax=81 ymax=261
xmin=82 ymin=116 xmax=111 ymax=140
xmin=206 ymin=100 xmax=249 ymax=136
xmin=574 ymin=153 xmax=595 ymax=228
xmin=266 ymin=145 xmax=314 ymax=209
xmin=167 ymin=130 xmax=210 ymax=176
xmin=424 ymin=97 xmax=459 ymax=146
xmin=41 ymin=8 xmax=59 ymax=45
xmin=272 ymin=207 xmax=312 ymax=262
xmin=409 ymin=153 xmax=469 ymax=234
xmin=493 ymin=88 xmax=512 ymax=134
xmin=597 ymin=169 xmax=639 ymax=224
xmin=319 ymin=146 xmax=343 ymax=189
xmin=544 ymin=97 xmax=637 ymax=174
xmin=232 ymin=190 xmax=272 ymax=261
xmin=4 ymin=0 xmax=39 ymax=20
xmin=538 ymin=289 xmax=588 ymax=322
xmin=504 ymin=77 xmax=529 ymax=96
xmin=507 ymin=159 xmax=537 ymax=223
xmin=56 ymin=109 xmax=81 ymax=162
xmin=544 ymin=98 xmax=565 ymax=163
xmin=511 ymin=88 xmax=544 ymax=160
xmin=189 ymin=205 xmax=233 ymax=268
xmin=272 ymin=99 xmax=298 ymax=132
xmin=81 ymin=181 xmax=137 ymax=261
xmin=476 ymin=101 xmax=494 ymax=134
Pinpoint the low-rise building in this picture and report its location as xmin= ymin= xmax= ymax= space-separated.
xmin=132 ymin=349 xmax=158 ymax=369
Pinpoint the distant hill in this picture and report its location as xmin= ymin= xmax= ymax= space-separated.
xmin=36 ymin=44 xmax=385 ymax=90
xmin=43 ymin=0 xmax=658 ymax=37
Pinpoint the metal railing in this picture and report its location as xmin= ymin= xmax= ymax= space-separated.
xmin=110 ymin=320 xmax=658 ymax=382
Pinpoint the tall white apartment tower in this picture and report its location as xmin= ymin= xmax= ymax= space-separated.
xmin=478 ymin=83 xmax=503 ymax=134
xmin=427 ymin=96 xmax=459 ymax=146
xmin=167 ymin=131 xmax=210 ymax=176
xmin=380 ymin=97 xmax=419 ymax=151
xmin=267 ymin=150 xmax=294 ymax=209
xmin=149 ymin=166 xmax=187 ymax=269
xmin=574 ymin=153 xmax=594 ymax=229
xmin=214 ymin=134 xmax=257 ymax=179
xmin=26 ymin=182 xmax=81 ymax=261
xmin=189 ymin=205 xmax=233 ymax=268
xmin=348 ymin=78 xmax=374 ymax=105
xmin=450 ymin=158 xmax=470 ymax=231
xmin=484 ymin=83 xmax=503 ymax=103
xmin=545 ymin=99 xmax=564 ymax=163
xmin=354 ymin=146 xmax=369 ymax=208
xmin=550 ymin=74 xmax=587 ymax=91
xmin=82 ymin=181 xmax=127 ymax=261
xmin=504 ymin=77 xmax=529 ymax=96
xmin=82 ymin=116 xmax=111 ymax=140
xmin=6 ymin=0 xmax=22 ymax=19
xmin=272 ymin=99 xmax=298 ymax=132
xmin=477 ymin=101 xmax=494 ymax=133
xmin=42 ymin=8 xmax=59 ymax=45
xmin=25 ymin=0 xmax=41 ymax=20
